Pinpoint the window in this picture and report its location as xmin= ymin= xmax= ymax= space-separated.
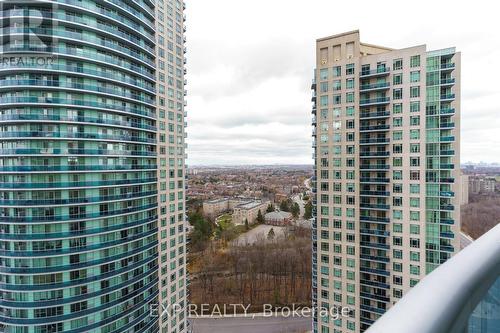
xmin=346 ymin=63 xmax=355 ymax=75
xmin=410 ymin=198 xmax=420 ymax=208
xmin=410 ymin=157 xmax=420 ymax=167
xmin=410 ymin=101 xmax=420 ymax=112
xmin=393 ymin=170 xmax=402 ymax=180
xmin=410 ymin=224 xmax=420 ymax=234
xmin=393 ymin=103 xmax=402 ymax=114
xmin=346 ymin=106 xmax=355 ymax=117
xmin=393 ymin=131 xmax=403 ymax=140
xmin=410 ymin=171 xmax=420 ymax=180
xmin=320 ymin=96 xmax=328 ymax=107
xmin=333 ymin=66 xmax=341 ymax=77
xmin=410 ymin=71 xmax=421 ymax=82
xmin=410 ymin=265 xmax=420 ymax=275
xmin=393 ymin=58 xmax=403 ymax=70
xmin=393 ymin=73 xmax=402 ymax=85
xmin=320 ymin=68 xmax=328 ymax=80
xmin=410 ymin=116 xmax=420 ymax=126
xmin=410 ymin=55 xmax=421 ymax=68
xmin=333 ymin=94 xmax=341 ymax=105
xmin=410 ymin=129 xmax=420 ymax=139
xmin=333 ymin=80 xmax=341 ymax=91
xmin=393 ymin=144 xmax=403 ymax=154
xmin=410 ymin=143 xmax=420 ymax=153
xmin=393 ymin=88 xmax=403 ymax=100
xmin=393 ymin=223 xmax=403 ymax=233
xmin=393 ymin=157 xmax=402 ymax=167
xmin=333 ymin=107 xmax=341 ymax=117
xmin=393 ymin=117 xmax=403 ymax=127
xmin=346 ymin=78 xmax=355 ymax=89
xmin=410 ymin=86 xmax=420 ymax=98
xmin=320 ymin=82 xmax=329 ymax=93
xmin=346 ymin=92 xmax=354 ymax=103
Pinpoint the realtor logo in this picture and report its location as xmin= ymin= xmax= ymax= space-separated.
xmin=0 ymin=0 xmax=58 ymax=54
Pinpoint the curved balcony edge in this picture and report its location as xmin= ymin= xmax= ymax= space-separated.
xmin=366 ymin=223 xmax=500 ymax=333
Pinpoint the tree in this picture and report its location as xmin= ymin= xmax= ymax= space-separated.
xmin=291 ymin=202 xmax=300 ymax=218
xmin=303 ymin=201 xmax=313 ymax=219
xmin=267 ymin=228 xmax=275 ymax=240
xmin=245 ymin=218 xmax=249 ymax=230
xmin=257 ymin=209 xmax=264 ymax=224
xmin=280 ymin=199 xmax=292 ymax=212
xmin=188 ymin=212 xmax=213 ymax=250
xmin=266 ymin=203 xmax=275 ymax=213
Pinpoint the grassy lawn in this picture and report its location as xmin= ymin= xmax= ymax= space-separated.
xmin=216 ymin=213 xmax=233 ymax=230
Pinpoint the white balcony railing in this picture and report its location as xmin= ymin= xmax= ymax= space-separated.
xmin=366 ymin=224 xmax=500 ymax=333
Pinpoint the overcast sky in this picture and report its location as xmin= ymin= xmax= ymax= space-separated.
xmin=185 ymin=0 xmax=500 ymax=166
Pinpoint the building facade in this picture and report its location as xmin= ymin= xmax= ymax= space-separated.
xmin=232 ymin=200 xmax=269 ymax=225
xmin=0 ymin=0 xmax=187 ymax=332
xmin=469 ymin=176 xmax=496 ymax=194
xmin=311 ymin=31 xmax=460 ymax=333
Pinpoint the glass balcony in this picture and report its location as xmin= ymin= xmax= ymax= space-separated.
xmin=440 ymin=122 xmax=455 ymax=129
xmin=359 ymin=97 xmax=391 ymax=106
xmin=360 ymin=178 xmax=390 ymax=184
xmin=366 ymin=224 xmax=500 ymax=333
xmin=360 ymin=164 xmax=390 ymax=170
xmin=360 ymin=151 xmax=390 ymax=157
xmin=360 ymin=203 xmax=391 ymax=210
xmin=360 ymin=67 xmax=391 ymax=78
xmin=360 ymin=124 xmax=391 ymax=131
xmin=440 ymin=150 xmax=456 ymax=156
xmin=441 ymin=62 xmax=456 ymax=70
xmin=360 ymin=190 xmax=390 ymax=197
xmin=360 ymin=138 xmax=390 ymax=145
xmin=360 ymin=82 xmax=391 ymax=92
xmin=440 ymin=93 xmax=456 ymax=101
xmin=360 ymin=111 xmax=391 ymax=119
xmin=360 ymin=216 xmax=390 ymax=223
xmin=440 ymin=108 xmax=455 ymax=115
xmin=440 ymin=78 xmax=456 ymax=86
xmin=440 ymin=136 xmax=455 ymax=142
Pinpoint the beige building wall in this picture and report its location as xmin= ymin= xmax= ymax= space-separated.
xmin=203 ymin=198 xmax=230 ymax=217
xmin=232 ymin=201 xmax=269 ymax=225
xmin=461 ymin=174 xmax=469 ymax=205
xmin=156 ymin=1 xmax=188 ymax=332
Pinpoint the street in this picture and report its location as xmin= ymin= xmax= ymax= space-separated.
xmin=190 ymin=316 xmax=311 ymax=333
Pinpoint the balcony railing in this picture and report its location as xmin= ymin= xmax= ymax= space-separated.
xmin=360 ymin=82 xmax=390 ymax=91
xmin=360 ymin=67 xmax=391 ymax=77
xmin=366 ymin=224 xmax=500 ymax=333
xmin=359 ymin=97 xmax=391 ymax=106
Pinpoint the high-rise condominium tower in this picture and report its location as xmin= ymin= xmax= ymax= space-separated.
xmin=0 ymin=0 xmax=188 ymax=332
xmin=311 ymin=31 xmax=460 ymax=333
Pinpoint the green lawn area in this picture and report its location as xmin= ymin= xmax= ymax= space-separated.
xmin=216 ymin=213 xmax=233 ymax=230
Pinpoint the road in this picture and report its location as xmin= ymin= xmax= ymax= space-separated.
xmin=292 ymin=194 xmax=305 ymax=217
xmin=190 ymin=316 xmax=311 ymax=333
xmin=232 ymin=225 xmax=287 ymax=245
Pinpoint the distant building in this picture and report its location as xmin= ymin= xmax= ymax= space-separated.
xmin=202 ymin=197 xmax=256 ymax=217
xmin=274 ymin=193 xmax=288 ymax=204
xmin=232 ymin=200 xmax=269 ymax=225
xmin=469 ymin=177 xmax=496 ymax=194
xmin=461 ymin=174 xmax=469 ymax=205
xmin=265 ymin=211 xmax=293 ymax=226
xmin=203 ymin=198 xmax=230 ymax=218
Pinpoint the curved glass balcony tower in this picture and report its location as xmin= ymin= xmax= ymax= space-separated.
xmin=0 ymin=0 xmax=163 ymax=332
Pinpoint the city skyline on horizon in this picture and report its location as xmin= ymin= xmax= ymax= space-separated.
xmin=185 ymin=0 xmax=500 ymax=166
